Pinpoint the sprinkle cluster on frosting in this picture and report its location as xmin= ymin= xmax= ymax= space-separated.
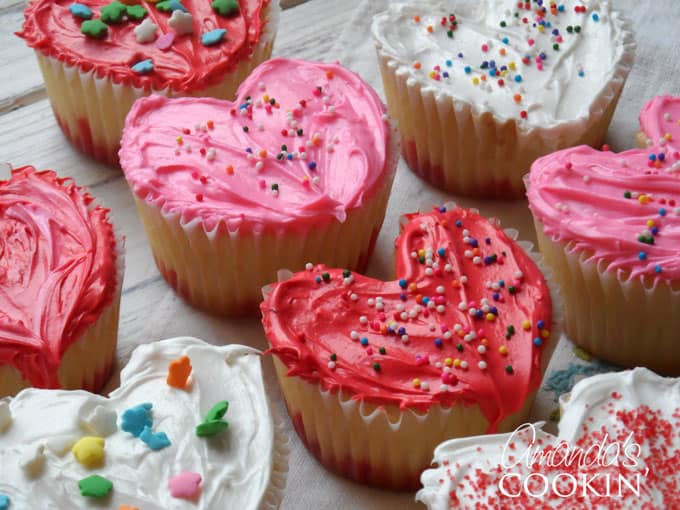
xmin=372 ymin=0 xmax=631 ymax=126
xmin=0 ymin=338 xmax=278 ymax=509
xmin=528 ymin=95 xmax=680 ymax=283
xmin=417 ymin=368 xmax=680 ymax=508
xmin=18 ymin=0 xmax=270 ymax=91
xmin=120 ymin=58 xmax=391 ymax=232
xmin=262 ymin=206 xmax=552 ymax=430
xmin=0 ymin=166 xmax=118 ymax=389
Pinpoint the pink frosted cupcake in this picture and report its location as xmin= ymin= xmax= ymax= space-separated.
xmin=120 ymin=58 xmax=398 ymax=316
xmin=527 ymin=95 xmax=680 ymax=374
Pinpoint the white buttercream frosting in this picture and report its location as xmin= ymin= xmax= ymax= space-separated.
xmin=417 ymin=368 xmax=680 ymax=508
xmin=372 ymin=0 xmax=633 ymax=127
xmin=0 ymin=337 xmax=286 ymax=509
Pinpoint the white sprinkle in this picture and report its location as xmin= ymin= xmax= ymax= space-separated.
xmin=440 ymin=384 xmax=448 ymax=392
xmin=478 ymin=361 xmax=488 ymax=370
xmin=312 ymin=176 xmax=320 ymax=185
xmin=400 ymin=312 xmax=408 ymax=321
xmin=328 ymin=361 xmax=336 ymax=370
xmin=206 ymin=148 xmax=216 ymax=161
xmin=258 ymin=81 xmax=266 ymax=91
xmin=460 ymin=361 xmax=469 ymax=369
xmin=460 ymin=275 xmax=468 ymax=284
xmin=420 ymin=382 xmax=429 ymax=391
xmin=444 ymin=264 xmax=453 ymax=272
xmin=350 ymin=331 xmax=359 ymax=340
xmin=411 ymin=251 xmax=418 ymax=258
xmin=305 ymin=262 xmax=314 ymax=271
xmin=255 ymin=161 xmax=264 ymax=172
xmin=271 ymin=189 xmax=279 ymax=197
xmin=515 ymin=271 xmax=524 ymax=279
xmin=436 ymin=305 xmax=446 ymax=313
xmin=367 ymin=298 xmax=375 ymax=307
xmin=425 ymin=268 xmax=434 ymax=276
xmin=583 ymin=175 xmax=590 ymax=183
xmin=453 ymin=324 xmax=463 ymax=332
xmin=443 ymin=331 xmax=452 ymax=339
xmin=401 ymin=335 xmax=409 ymax=343
xmin=664 ymin=112 xmax=672 ymax=121
xmin=477 ymin=345 xmax=487 ymax=354
xmin=134 ymin=17 xmax=158 ymax=43
xmin=350 ymin=293 xmax=358 ymax=301
xmin=458 ymin=302 xmax=467 ymax=311
xmin=343 ymin=277 xmax=353 ymax=286
xmin=436 ymin=285 xmax=445 ymax=294
xmin=674 ymin=207 xmax=680 ymax=216
xmin=464 ymin=250 xmax=473 ymax=258
xmin=473 ymin=256 xmax=482 ymax=265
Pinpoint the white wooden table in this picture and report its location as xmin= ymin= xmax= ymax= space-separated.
xmin=2 ymin=0 xmax=680 ymax=508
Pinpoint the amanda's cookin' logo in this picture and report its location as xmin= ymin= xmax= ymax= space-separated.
xmin=497 ymin=424 xmax=649 ymax=499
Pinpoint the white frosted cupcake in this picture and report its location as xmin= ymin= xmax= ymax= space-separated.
xmin=262 ymin=204 xmax=560 ymax=490
xmin=418 ymin=368 xmax=680 ymax=508
xmin=0 ymin=337 xmax=288 ymax=509
xmin=18 ymin=0 xmax=278 ymax=165
xmin=372 ymin=0 xmax=634 ymax=198
xmin=120 ymin=58 xmax=398 ymax=316
xmin=0 ymin=165 xmax=123 ymax=398
xmin=527 ymin=95 xmax=680 ymax=374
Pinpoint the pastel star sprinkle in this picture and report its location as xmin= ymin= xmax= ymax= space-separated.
xmin=167 ymin=355 xmax=192 ymax=388
xmin=211 ymin=0 xmax=239 ymax=17
xmin=78 ymin=474 xmax=113 ymax=498
xmin=69 ymin=3 xmax=93 ymax=19
xmin=168 ymin=10 xmax=193 ymax=35
xmin=72 ymin=437 xmax=106 ymax=469
xmin=134 ymin=18 xmax=158 ymax=43
xmin=19 ymin=443 xmax=45 ymax=477
xmin=156 ymin=32 xmax=175 ymax=50
xmin=0 ymin=494 xmax=9 ymax=510
xmin=121 ymin=403 xmax=152 ymax=437
xmin=195 ymin=400 xmax=229 ymax=437
xmin=201 ymin=28 xmax=227 ymax=46
xmin=100 ymin=1 xmax=127 ymax=24
xmin=81 ymin=19 xmax=108 ymax=38
xmin=125 ymin=4 xmax=147 ymax=20
xmin=140 ymin=425 xmax=171 ymax=451
xmin=119 ymin=506 xmax=139 ymax=510
xmin=168 ymin=471 xmax=202 ymax=500
xmin=131 ymin=59 xmax=154 ymax=74
xmin=81 ymin=405 xmax=117 ymax=437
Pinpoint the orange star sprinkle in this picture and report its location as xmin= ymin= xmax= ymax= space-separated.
xmin=167 ymin=355 xmax=192 ymax=388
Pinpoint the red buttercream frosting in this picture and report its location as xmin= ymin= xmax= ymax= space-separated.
xmin=17 ymin=0 xmax=269 ymax=92
xmin=0 ymin=166 xmax=118 ymax=388
xmin=262 ymin=206 xmax=553 ymax=431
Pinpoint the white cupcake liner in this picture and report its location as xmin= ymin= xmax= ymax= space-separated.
xmin=533 ymin=220 xmax=680 ymax=375
xmin=33 ymin=2 xmax=280 ymax=165
xmin=372 ymin=3 xmax=635 ymax=198
xmin=262 ymin=403 xmax=290 ymax=510
xmin=265 ymin=201 xmax=564 ymax=489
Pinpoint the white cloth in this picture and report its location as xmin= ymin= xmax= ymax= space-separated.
xmin=278 ymin=1 xmax=680 ymax=508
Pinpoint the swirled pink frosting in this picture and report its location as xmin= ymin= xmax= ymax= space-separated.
xmin=0 ymin=166 xmax=118 ymax=388
xmin=119 ymin=58 xmax=391 ymax=233
xmin=527 ymin=95 xmax=680 ymax=284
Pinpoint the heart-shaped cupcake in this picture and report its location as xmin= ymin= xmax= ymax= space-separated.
xmin=261 ymin=204 xmax=556 ymax=488
xmin=417 ymin=368 xmax=680 ymax=508
xmin=372 ymin=0 xmax=634 ymax=197
xmin=527 ymin=95 xmax=680 ymax=373
xmin=0 ymin=166 xmax=121 ymax=394
xmin=0 ymin=337 xmax=288 ymax=509
xmin=120 ymin=58 xmax=397 ymax=315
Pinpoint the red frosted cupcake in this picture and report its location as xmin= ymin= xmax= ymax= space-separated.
xmin=0 ymin=165 xmax=123 ymax=397
xmin=17 ymin=0 xmax=278 ymax=164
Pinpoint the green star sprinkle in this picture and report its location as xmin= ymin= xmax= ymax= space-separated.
xmin=572 ymin=346 xmax=593 ymax=362
xmin=211 ymin=0 xmax=239 ymax=16
xmin=155 ymin=0 xmax=172 ymax=12
xmin=78 ymin=474 xmax=113 ymax=498
xmin=126 ymin=4 xmax=147 ymax=20
xmin=196 ymin=401 xmax=229 ymax=438
xmin=101 ymin=1 xmax=127 ymax=24
xmin=81 ymin=19 xmax=108 ymax=38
